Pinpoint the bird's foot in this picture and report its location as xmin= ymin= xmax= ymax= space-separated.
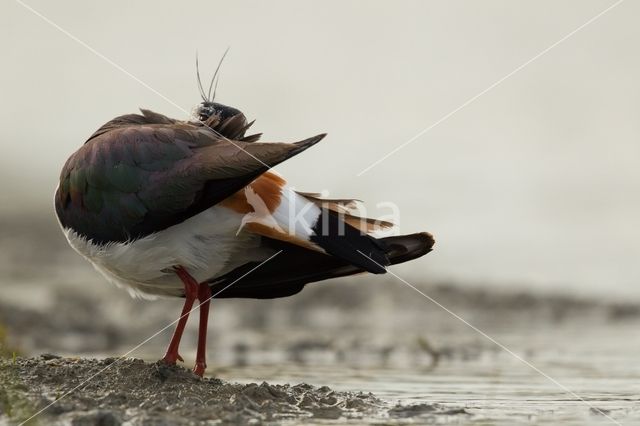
xmin=160 ymin=352 xmax=184 ymax=365
xmin=193 ymin=361 xmax=206 ymax=377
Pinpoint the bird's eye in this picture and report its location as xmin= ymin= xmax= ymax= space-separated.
xmin=197 ymin=106 xmax=214 ymax=121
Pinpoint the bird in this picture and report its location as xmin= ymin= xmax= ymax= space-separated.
xmin=54 ymin=69 xmax=434 ymax=376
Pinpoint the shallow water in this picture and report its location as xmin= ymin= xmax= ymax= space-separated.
xmin=215 ymin=362 xmax=640 ymax=424
xmin=211 ymin=321 xmax=640 ymax=425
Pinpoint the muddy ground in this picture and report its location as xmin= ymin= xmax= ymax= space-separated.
xmin=0 ymin=356 xmax=468 ymax=425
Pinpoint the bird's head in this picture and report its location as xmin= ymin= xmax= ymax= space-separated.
xmin=194 ymin=101 xmax=242 ymax=122
xmin=191 ymin=50 xmax=260 ymax=141
xmin=193 ymin=49 xmax=241 ymax=123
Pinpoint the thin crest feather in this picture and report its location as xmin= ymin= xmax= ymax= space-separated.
xmin=207 ymin=47 xmax=230 ymax=102
xmin=195 ymin=52 xmax=207 ymax=102
xmin=211 ymin=74 xmax=221 ymax=102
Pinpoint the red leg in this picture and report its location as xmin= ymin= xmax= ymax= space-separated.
xmin=193 ymin=282 xmax=212 ymax=376
xmin=161 ymin=266 xmax=198 ymax=365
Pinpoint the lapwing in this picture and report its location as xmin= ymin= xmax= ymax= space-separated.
xmin=54 ymin=80 xmax=434 ymax=376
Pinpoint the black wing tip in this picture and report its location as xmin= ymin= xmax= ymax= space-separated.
xmin=417 ymin=231 xmax=435 ymax=251
xmin=413 ymin=232 xmax=435 ymax=259
xmin=381 ymin=231 xmax=435 ymax=266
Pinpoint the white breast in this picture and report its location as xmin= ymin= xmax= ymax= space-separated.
xmin=63 ymin=206 xmax=273 ymax=299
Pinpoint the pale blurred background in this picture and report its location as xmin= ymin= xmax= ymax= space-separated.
xmin=1 ymin=0 xmax=639 ymax=300
xmin=3 ymin=4 xmax=640 ymax=424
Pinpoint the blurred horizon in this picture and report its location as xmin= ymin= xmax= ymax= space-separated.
xmin=1 ymin=0 xmax=639 ymax=299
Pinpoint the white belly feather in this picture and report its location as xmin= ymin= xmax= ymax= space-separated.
xmin=63 ymin=206 xmax=274 ymax=299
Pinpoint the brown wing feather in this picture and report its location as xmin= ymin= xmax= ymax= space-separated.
xmin=55 ymin=109 xmax=325 ymax=243
xmin=297 ymin=192 xmax=394 ymax=234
